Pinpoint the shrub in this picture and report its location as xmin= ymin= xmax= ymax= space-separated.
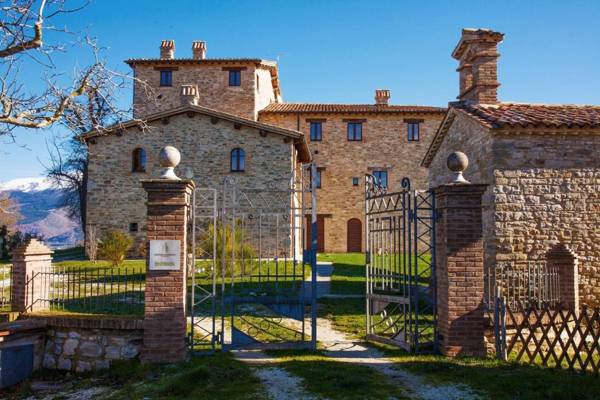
xmin=99 ymin=230 xmax=133 ymax=266
xmin=197 ymin=220 xmax=255 ymax=276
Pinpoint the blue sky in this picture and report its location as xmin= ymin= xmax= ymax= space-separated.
xmin=1 ymin=0 xmax=600 ymax=181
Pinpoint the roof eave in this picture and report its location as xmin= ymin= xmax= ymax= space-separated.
xmin=81 ymin=105 xmax=305 ymax=142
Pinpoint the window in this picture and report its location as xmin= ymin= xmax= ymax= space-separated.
xmin=312 ymin=169 xmax=322 ymax=189
xmin=407 ymin=121 xmax=420 ymax=141
xmin=129 ymin=223 xmax=138 ymax=232
xmin=230 ymin=148 xmax=245 ymax=172
xmin=229 ymin=70 xmax=241 ymax=86
xmin=373 ymin=170 xmax=388 ymax=188
xmin=132 ymin=148 xmax=146 ymax=173
xmin=347 ymin=122 xmax=362 ymax=141
xmin=310 ymin=122 xmax=322 ymax=141
xmin=159 ymin=70 xmax=172 ymax=87
xmin=256 ymin=74 xmax=260 ymax=91
xmin=352 ymin=177 xmax=359 ymax=186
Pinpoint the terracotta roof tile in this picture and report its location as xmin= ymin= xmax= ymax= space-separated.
xmin=457 ymin=103 xmax=600 ymax=129
xmin=259 ymin=103 xmax=446 ymax=114
xmin=125 ymin=58 xmax=275 ymax=65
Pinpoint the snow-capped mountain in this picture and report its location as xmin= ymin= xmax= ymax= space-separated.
xmin=0 ymin=177 xmax=83 ymax=248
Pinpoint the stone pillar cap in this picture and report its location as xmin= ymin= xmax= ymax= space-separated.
xmin=158 ymin=146 xmax=181 ymax=180
xmin=447 ymin=151 xmax=470 ymax=184
xmin=12 ymin=238 xmax=53 ymax=256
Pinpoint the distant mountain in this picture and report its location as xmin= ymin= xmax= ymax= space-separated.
xmin=0 ymin=177 xmax=83 ymax=249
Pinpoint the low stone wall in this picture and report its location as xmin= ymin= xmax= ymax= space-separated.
xmin=37 ymin=316 xmax=144 ymax=372
xmin=0 ymin=315 xmax=144 ymax=374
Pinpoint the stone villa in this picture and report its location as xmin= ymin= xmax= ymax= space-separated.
xmin=83 ymin=39 xmax=445 ymax=253
xmin=82 ymin=27 xmax=600 ymax=306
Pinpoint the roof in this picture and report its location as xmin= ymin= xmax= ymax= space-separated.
xmin=259 ymin=103 xmax=447 ymax=114
xmin=125 ymin=58 xmax=281 ymax=99
xmin=125 ymin=58 xmax=277 ymax=67
xmin=421 ymin=102 xmax=600 ymax=167
xmin=455 ymin=103 xmax=600 ymax=129
xmin=80 ymin=105 xmax=311 ymax=163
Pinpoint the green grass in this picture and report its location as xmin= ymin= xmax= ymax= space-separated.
xmin=319 ymin=297 xmax=365 ymax=339
xmin=265 ymin=351 xmax=409 ymax=399
xmin=319 ymin=252 xmax=365 ymax=295
xmin=386 ymin=350 xmax=600 ymax=400
xmin=4 ymin=354 xmax=266 ymax=400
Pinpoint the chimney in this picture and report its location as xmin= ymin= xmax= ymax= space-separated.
xmin=192 ymin=41 xmax=207 ymax=60
xmin=180 ymin=84 xmax=199 ymax=106
xmin=160 ymin=40 xmax=175 ymax=60
xmin=375 ymin=89 xmax=390 ymax=106
xmin=452 ymin=29 xmax=503 ymax=104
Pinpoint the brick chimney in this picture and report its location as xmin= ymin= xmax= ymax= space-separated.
xmin=180 ymin=84 xmax=199 ymax=106
xmin=375 ymin=89 xmax=390 ymax=106
xmin=192 ymin=41 xmax=206 ymax=60
xmin=160 ymin=40 xmax=175 ymax=60
xmin=452 ymin=29 xmax=503 ymax=104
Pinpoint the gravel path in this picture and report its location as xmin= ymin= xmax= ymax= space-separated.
xmin=255 ymin=367 xmax=319 ymax=400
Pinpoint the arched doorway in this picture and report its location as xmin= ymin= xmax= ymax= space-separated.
xmin=347 ymin=218 xmax=362 ymax=253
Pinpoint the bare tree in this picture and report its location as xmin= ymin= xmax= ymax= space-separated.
xmin=0 ymin=0 xmax=147 ymax=138
xmin=85 ymin=223 xmax=97 ymax=262
xmin=0 ymin=192 xmax=20 ymax=228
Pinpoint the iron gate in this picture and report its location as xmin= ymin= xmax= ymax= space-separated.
xmin=188 ymin=164 xmax=318 ymax=352
xmin=365 ymin=176 xmax=437 ymax=353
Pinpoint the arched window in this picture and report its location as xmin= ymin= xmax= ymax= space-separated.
xmin=132 ymin=148 xmax=146 ymax=173
xmin=230 ymin=148 xmax=245 ymax=172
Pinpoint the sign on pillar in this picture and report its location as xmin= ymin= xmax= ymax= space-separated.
xmin=140 ymin=146 xmax=194 ymax=363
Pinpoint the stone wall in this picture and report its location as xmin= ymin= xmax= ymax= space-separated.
xmin=43 ymin=324 xmax=142 ymax=372
xmin=260 ymin=111 xmax=444 ymax=252
xmin=491 ymin=133 xmax=600 ymax=306
xmin=428 ymin=113 xmax=600 ymax=306
xmin=132 ymin=63 xmax=276 ymax=120
xmin=0 ymin=317 xmax=143 ymax=374
xmin=86 ymin=111 xmax=295 ymax=254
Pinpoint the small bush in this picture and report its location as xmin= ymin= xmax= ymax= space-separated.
xmin=98 ymin=230 xmax=133 ymax=266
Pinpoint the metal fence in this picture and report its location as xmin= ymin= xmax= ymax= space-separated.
xmin=32 ymin=265 xmax=145 ymax=315
xmin=486 ymin=261 xmax=560 ymax=310
xmin=0 ymin=264 xmax=11 ymax=310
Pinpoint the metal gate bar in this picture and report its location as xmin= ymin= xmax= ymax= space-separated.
xmin=188 ymin=163 xmax=318 ymax=352
xmin=365 ymin=176 xmax=437 ymax=353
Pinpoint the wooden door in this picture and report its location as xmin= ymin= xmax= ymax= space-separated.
xmin=306 ymin=215 xmax=325 ymax=253
xmin=347 ymin=218 xmax=362 ymax=253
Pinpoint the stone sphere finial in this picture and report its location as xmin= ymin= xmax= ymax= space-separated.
xmin=159 ymin=146 xmax=181 ymax=180
xmin=447 ymin=151 xmax=470 ymax=184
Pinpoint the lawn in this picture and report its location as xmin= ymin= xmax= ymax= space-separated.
xmin=3 ymin=354 xmax=266 ymax=400
xmin=319 ymin=252 xmax=366 ymax=295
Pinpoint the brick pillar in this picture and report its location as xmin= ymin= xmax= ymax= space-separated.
xmin=140 ymin=179 xmax=194 ymax=363
xmin=546 ymin=244 xmax=579 ymax=311
xmin=434 ymin=183 xmax=487 ymax=357
xmin=11 ymin=238 xmax=53 ymax=313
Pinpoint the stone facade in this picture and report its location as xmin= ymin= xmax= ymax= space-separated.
xmin=427 ymin=114 xmax=600 ymax=306
xmin=259 ymin=111 xmax=444 ymax=252
xmin=85 ymin=40 xmax=447 ymax=254
xmin=131 ymin=61 xmax=278 ymax=120
xmin=86 ymin=111 xmax=297 ymax=252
